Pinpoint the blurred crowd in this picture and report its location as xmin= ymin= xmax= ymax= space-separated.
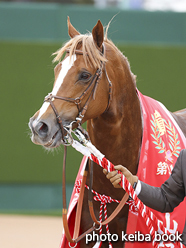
xmin=1 ymin=0 xmax=186 ymax=12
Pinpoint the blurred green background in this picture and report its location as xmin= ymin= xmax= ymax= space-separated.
xmin=1 ymin=2 xmax=186 ymax=215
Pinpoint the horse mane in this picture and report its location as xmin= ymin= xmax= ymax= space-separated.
xmin=53 ymin=25 xmax=136 ymax=84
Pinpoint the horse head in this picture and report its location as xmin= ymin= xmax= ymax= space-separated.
xmin=29 ymin=18 xmax=111 ymax=148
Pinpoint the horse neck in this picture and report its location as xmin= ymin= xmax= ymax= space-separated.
xmin=87 ymin=55 xmax=142 ymax=175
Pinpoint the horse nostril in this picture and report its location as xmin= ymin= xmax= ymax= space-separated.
xmin=39 ymin=122 xmax=48 ymax=133
xmin=35 ymin=121 xmax=49 ymax=137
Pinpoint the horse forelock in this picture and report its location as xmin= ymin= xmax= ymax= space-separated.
xmin=52 ymin=34 xmax=107 ymax=68
xmin=52 ymin=32 xmax=136 ymax=86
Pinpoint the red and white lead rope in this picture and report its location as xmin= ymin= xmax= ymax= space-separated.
xmin=75 ymin=180 xmax=115 ymax=248
xmin=71 ymin=137 xmax=182 ymax=248
xmin=91 ymin=190 xmax=114 ymax=248
xmin=90 ymin=154 xmax=182 ymax=248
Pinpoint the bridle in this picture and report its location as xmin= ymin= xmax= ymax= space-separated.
xmin=44 ymin=43 xmax=129 ymax=246
xmin=44 ymin=43 xmax=112 ymax=145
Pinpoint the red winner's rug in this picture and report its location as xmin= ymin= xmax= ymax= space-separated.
xmin=60 ymin=90 xmax=186 ymax=248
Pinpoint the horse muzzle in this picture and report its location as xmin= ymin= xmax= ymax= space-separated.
xmin=29 ymin=116 xmax=64 ymax=148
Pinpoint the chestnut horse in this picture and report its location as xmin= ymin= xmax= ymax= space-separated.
xmin=29 ymin=18 xmax=186 ymax=247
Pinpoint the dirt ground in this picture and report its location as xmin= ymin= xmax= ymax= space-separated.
xmin=0 ymin=214 xmax=63 ymax=248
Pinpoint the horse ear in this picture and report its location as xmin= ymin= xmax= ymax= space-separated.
xmin=92 ymin=20 xmax=104 ymax=48
xmin=67 ymin=16 xmax=80 ymax=38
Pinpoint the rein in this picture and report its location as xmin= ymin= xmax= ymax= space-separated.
xmin=44 ymin=44 xmax=129 ymax=246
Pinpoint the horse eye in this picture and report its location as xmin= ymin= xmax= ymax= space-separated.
xmin=79 ymin=72 xmax=91 ymax=82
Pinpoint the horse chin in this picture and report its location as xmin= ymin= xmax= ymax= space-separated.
xmin=43 ymin=129 xmax=62 ymax=149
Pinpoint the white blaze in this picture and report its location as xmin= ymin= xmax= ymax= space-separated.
xmin=36 ymin=55 xmax=76 ymax=121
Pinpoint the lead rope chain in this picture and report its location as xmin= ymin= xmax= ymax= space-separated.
xmin=69 ymin=130 xmax=183 ymax=248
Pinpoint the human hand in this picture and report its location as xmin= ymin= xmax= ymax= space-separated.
xmin=103 ymin=165 xmax=138 ymax=189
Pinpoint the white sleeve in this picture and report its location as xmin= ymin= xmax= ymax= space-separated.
xmin=135 ymin=180 xmax=142 ymax=195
